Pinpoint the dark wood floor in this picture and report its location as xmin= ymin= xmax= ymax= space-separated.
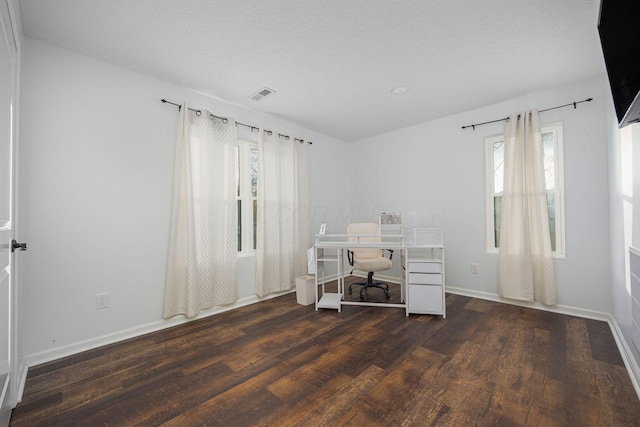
xmin=10 ymin=278 xmax=640 ymax=426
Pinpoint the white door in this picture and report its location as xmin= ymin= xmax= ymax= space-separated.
xmin=0 ymin=2 xmax=19 ymax=425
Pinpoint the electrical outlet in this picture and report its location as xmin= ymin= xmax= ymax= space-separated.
xmin=96 ymin=293 xmax=109 ymax=310
xmin=470 ymin=263 xmax=479 ymax=274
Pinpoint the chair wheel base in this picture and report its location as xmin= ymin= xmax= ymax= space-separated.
xmin=357 ymin=283 xmax=390 ymax=301
xmin=349 ymin=276 xmax=390 ymax=301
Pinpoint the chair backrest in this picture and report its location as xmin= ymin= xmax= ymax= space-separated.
xmin=347 ymin=222 xmax=383 ymax=259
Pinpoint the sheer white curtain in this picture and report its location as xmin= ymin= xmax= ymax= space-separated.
xmin=256 ymin=129 xmax=309 ymax=297
xmin=498 ymin=110 xmax=556 ymax=305
xmin=164 ymin=106 xmax=238 ymax=318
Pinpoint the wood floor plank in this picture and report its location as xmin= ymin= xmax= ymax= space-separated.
xmin=566 ymin=317 xmax=593 ymax=372
xmin=586 ymin=318 xmax=626 ymax=366
xmin=292 ymin=365 xmax=387 ymax=427
xmin=358 ymin=346 xmax=451 ymax=425
xmin=594 ymin=360 xmax=640 ymax=426
xmin=9 ymin=290 xmax=640 ymax=426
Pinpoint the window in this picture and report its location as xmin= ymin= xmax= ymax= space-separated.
xmin=237 ymin=141 xmax=258 ymax=253
xmin=485 ymin=122 xmax=565 ymax=257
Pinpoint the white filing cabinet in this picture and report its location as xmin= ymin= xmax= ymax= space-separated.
xmin=402 ymin=249 xmax=446 ymax=317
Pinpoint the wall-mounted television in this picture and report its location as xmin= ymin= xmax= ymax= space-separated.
xmin=598 ymin=0 xmax=640 ymax=128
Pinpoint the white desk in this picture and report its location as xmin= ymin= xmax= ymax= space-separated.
xmin=314 ymin=233 xmax=446 ymax=317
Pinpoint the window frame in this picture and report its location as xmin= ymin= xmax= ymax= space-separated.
xmin=485 ymin=122 xmax=565 ymax=258
xmin=237 ymin=140 xmax=258 ymax=255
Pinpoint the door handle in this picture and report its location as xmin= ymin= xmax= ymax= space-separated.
xmin=11 ymin=240 xmax=27 ymax=252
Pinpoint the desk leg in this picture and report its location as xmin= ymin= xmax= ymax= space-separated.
xmin=401 ymin=248 xmax=406 ymax=303
xmin=315 ymin=246 xmax=320 ymax=311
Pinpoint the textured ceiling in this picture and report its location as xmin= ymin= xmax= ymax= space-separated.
xmin=18 ymin=0 xmax=606 ymax=141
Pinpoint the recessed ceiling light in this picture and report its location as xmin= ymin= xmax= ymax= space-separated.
xmin=391 ymin=86 xmax=408 ymax=95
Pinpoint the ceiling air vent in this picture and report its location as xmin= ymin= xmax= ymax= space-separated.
xmin=249 ymin=87 xmax=276 ymax=101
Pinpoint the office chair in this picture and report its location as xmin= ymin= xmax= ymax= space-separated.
xmin=347 ymin=222 xmax=393 ymax=300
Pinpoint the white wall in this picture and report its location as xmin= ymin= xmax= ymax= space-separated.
xmin=18 ymin=37 xmax=349 ymax=363
xmin=347 ymin=77 xmax=611 ymax=314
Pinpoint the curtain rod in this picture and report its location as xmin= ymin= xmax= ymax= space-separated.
xmin=461 ymin=97 xmax=593 ymax=130
xmin=161 ymin=99 xmax=312 ymax=144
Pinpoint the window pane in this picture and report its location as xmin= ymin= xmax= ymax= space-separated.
xmin=542 ymin=132 xmax=555 ymax=191
xmin=236 ymin=146 xmax=241 ymax=197
xmin=237 ymin=199 xmax=242 ymax=251
xmin=494 ymin=193 xmax=556 ymax=251
xmin=253 ymin=199 xmax=257 ymax=250
xmin=494 ymin=195 xmax=502 ymax=248
xmin=493 ymin=140 xmax=504 ymax=194
xmin=547 ymin=192 xmax=556 ymax=251
xmin=251 ymin=148 xmax=258 ymax=197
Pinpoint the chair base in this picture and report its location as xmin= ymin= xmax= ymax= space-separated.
xmin=348 ymin=272 xmax=390 ymax=300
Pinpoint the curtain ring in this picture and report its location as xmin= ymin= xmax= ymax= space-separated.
xmin=267 ymin=130 xmax=272 ymax=135
xmin=222 ymin=118 xmax=228 ymax=124
xmin=196 ymin=110 xmax=202 ymax=117
xmin=210 ymin=114 xmax=214 ymax=120
xmin=285 ymin=135 xmax=290 ymax=140
xmin=505 ymin=117 xmax=510 ymax=123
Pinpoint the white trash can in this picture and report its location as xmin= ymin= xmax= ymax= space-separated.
xmin=296 ymin=275 xmax=316 ymax=306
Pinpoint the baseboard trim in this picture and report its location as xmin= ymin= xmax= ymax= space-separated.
xmin=608 ymin=315 xmax=640 ymax=399
xmin=16 ymin=358 xmax=28 ymax=404
xmin=445 ymin=286 xmax=610 ymax=321
xmin=25 ymin=290 xmax=295 ymax=368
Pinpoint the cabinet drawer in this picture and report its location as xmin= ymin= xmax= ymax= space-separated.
xmin=407 ymin=272 xmax=442 ymax=285
xmin=408 ymin=284 xmax=443 ymax=313
xmin=407 ymin=262 xmax=442 ymax=273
